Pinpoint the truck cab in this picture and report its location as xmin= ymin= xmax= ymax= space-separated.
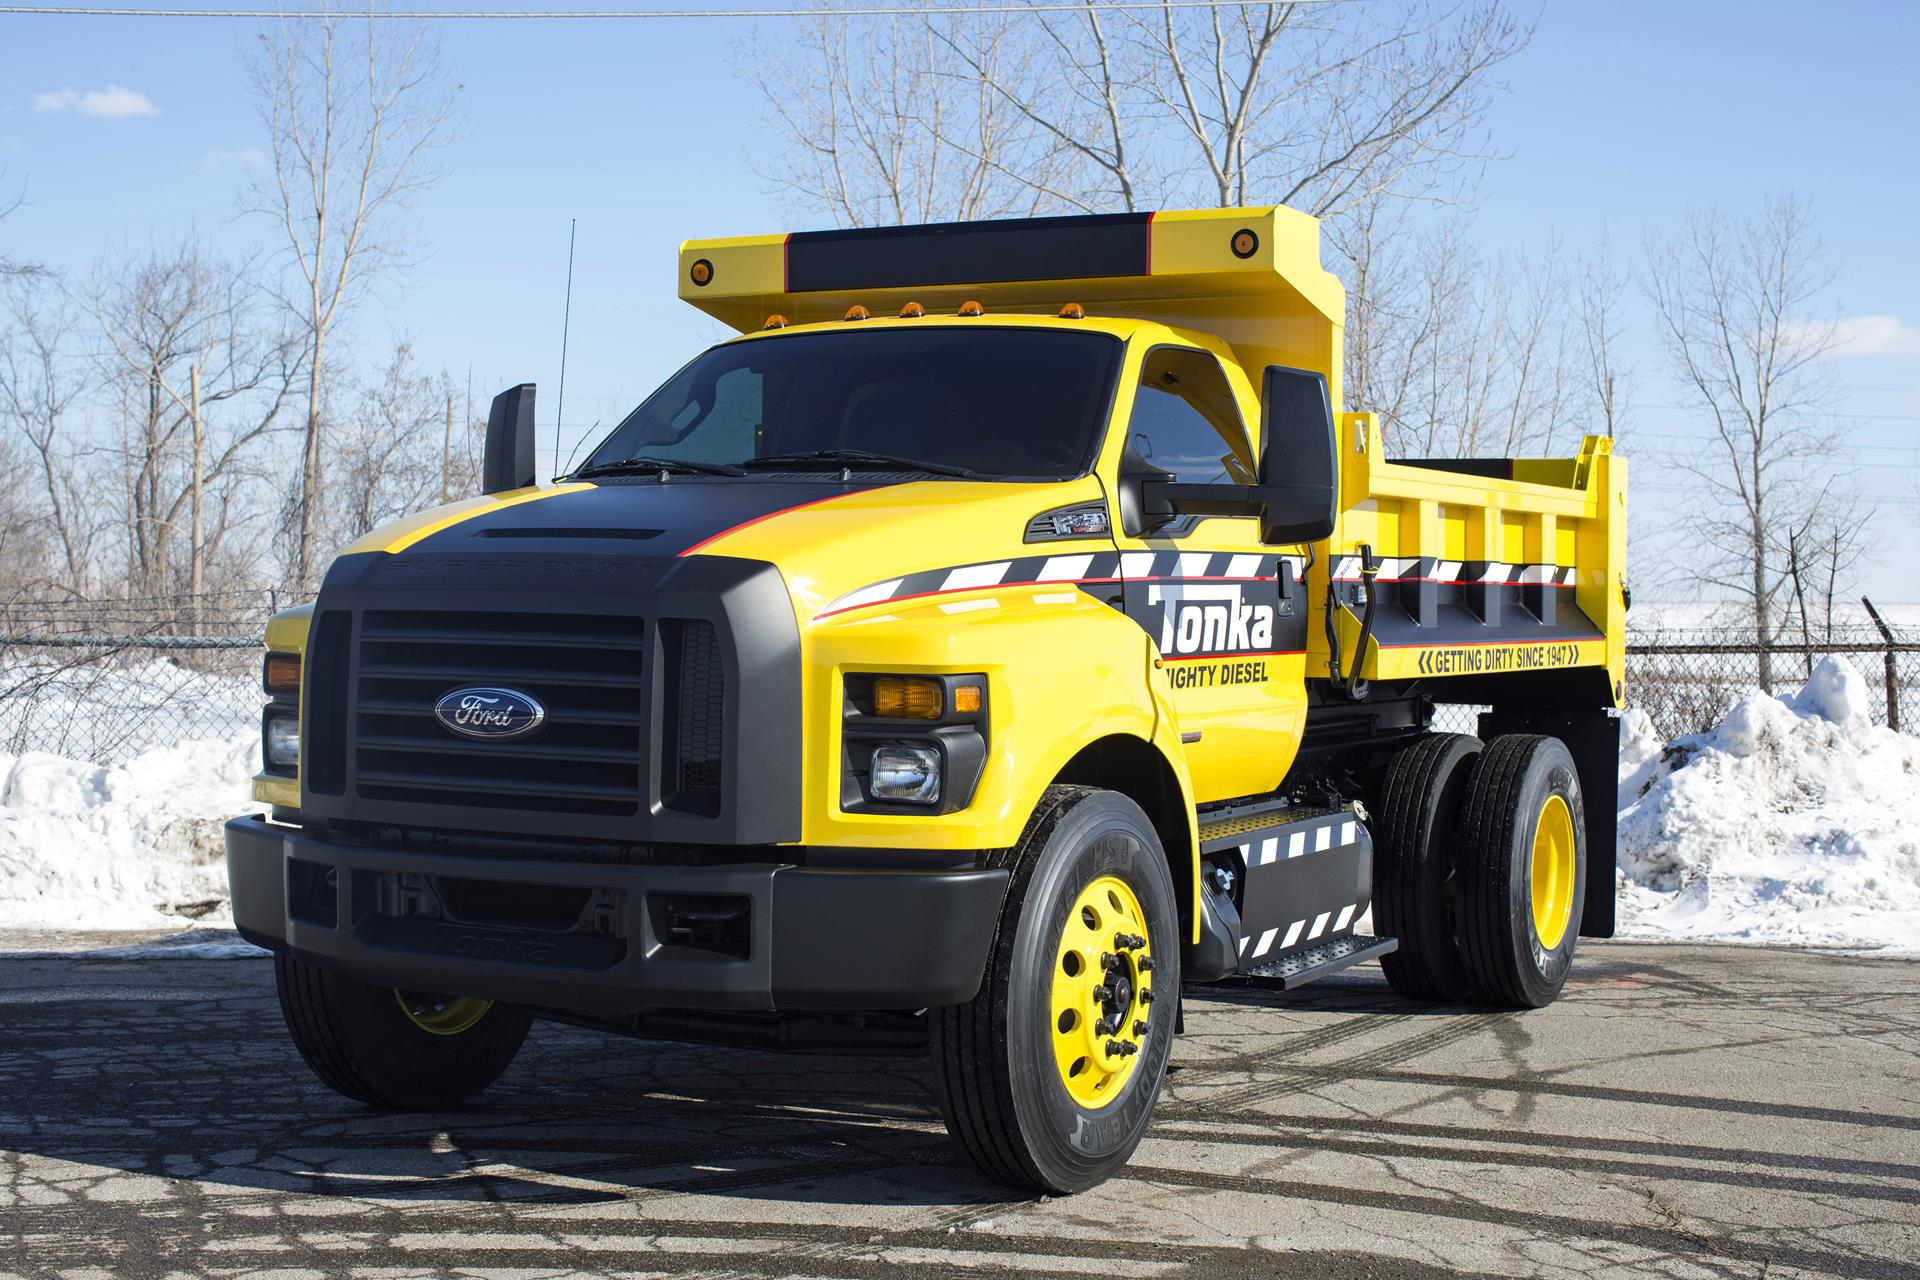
xmin=227 ymin=205 xmax=1626 ymax=1193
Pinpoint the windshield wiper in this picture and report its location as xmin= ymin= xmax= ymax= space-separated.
xmin=743 ymin=448 xmax=978 ymax=479
xmin=572 ymin=455 xmax=745 ymax=479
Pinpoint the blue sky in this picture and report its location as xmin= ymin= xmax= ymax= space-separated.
xmin=4 ymin=0 xmax=1918 ymax=597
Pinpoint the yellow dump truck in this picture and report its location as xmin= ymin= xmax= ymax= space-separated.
xmin=226 ymin=205 xmax=1626 ymax=1193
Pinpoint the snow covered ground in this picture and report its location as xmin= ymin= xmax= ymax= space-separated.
xmin=1 ymin=657 xmax=1916 ymax=954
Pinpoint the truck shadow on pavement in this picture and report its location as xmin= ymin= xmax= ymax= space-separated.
xmin=0 ymin=956 xmax=1032 ymax=1211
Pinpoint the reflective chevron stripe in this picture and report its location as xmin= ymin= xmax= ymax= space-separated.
xmin=817 ymin=550 xmax=1307 ymax=618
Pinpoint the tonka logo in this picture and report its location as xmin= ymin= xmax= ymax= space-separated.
xmin=433 ymin=686 xmax=546 ymax=740
xmin=1151 ymin=584 xmax=1275 ymax=657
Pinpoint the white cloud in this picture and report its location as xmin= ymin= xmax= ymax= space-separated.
xmin=32 ymin=85 xmax=159 ymax=119
xmin=1823 ymin=314 xmax=1920 ymax=359
xmin=205 ymin=146 xmax=266 ymax=167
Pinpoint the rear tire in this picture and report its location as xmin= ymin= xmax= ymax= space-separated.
xmin=1374 ymin=732 xmax=1481 ymax=1001
xmin=275 ymin=953 xmax=532 ymax=1109
xmin=930 ymin=786 xmax=1179 ymax=1193
xmin=1455 ymin=735 xmax=1587 ymax=1008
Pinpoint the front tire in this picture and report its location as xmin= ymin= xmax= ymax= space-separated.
xmin=930 ymin=786 xmax=1180 ymax=1193
xmin=1455 ymin=735 xmax=1587 ymax=1008
xmin=275 ymin=954 xmax=533 ymax=1109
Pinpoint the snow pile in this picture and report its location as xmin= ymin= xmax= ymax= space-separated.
xmin=1616 ymin=657 xmax=1920 ymax=950
xmin=0 ymin=731 xmax=263 ymax=931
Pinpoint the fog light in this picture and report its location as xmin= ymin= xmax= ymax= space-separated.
xmin=871 ymin=746 xmax=941 ymax=804
xmin=265 ymin=712 xmax=300 ymax=769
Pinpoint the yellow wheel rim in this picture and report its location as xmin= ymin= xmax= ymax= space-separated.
xmin=1050 ymin=874 xmax=1155 ymax=1109
xmin=1530 ymin=794 xmax=1577 ymax=951
xmin=394 ymin=990 xmax=492 ymax=1037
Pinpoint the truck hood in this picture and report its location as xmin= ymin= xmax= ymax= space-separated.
xmin=364 ymin=476 xmax=1106 ymax=625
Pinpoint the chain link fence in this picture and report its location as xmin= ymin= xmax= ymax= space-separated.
xmin=0 ymin=591 xmax=290 ymax=765
xmin=0 ymin=593 xmax=1913 ymax=767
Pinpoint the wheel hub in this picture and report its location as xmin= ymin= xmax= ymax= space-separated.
xmin=394 ymin=989 xmax=492 ymax=1036
xmin=1529 ymin=793 xmax=1577 ymax=951
xmin=1051 ymin=875 xmax=1154 ymax=1108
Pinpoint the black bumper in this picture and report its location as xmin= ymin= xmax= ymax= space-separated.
xmin=225 ymin=815 xmax=1008 ymax=1014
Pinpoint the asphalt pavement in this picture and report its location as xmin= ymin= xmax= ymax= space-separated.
xmin=1 ymin=938 xmax=1915 ymax=1279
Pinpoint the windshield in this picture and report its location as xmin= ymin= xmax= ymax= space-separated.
xmin=579 ymin=327 xmax=1123 ymax=480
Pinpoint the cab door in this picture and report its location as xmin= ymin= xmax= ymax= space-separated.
xmin=1111 ymin=343 xmax=1308 ymax=804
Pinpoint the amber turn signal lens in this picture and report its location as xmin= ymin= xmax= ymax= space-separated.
xmin=689 ymin=258 xmax=714 ymax=286
xmin=264 ymin=651 xmax=302 ymax=696
xmin=957 ymin=299 xmax=985 ymax=317
xmin=953 ymin=684 xmax=982 ymax=714
xmin=873 ymin=676 xmax=943 ymax=720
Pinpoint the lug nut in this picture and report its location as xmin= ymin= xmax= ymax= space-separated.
xmin=1092 ymin=984 xmax=1114 ymax=1003
xmin=1106 ymin=1039 xmax=1138 ymax=1057
xmin=1136 ymin=956 xmax=1155 ymax=973
xmin=1133 ymin=1019 xmax=1149 ymax=1036
xmin=1101 ymin=951 xmax=1123 ymax=972
xmin=1139 ymin=988 xmax=1154 ymax=1006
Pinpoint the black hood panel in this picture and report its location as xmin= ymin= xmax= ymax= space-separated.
xmin=408 ymin=478 xmax=892 ymax=559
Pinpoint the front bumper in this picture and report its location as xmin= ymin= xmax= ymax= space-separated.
xmin=225 ymin=816 xmax=1008 ymax=1014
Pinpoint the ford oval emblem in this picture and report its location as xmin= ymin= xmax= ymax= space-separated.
xmin=433 ymin=686 xmax=546 ymax=741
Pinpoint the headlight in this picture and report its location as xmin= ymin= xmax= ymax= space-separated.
xmin=265 ymin=710 xmax=300 ymax=769
xmin=870 ymin=745 xmax=941 ymax=804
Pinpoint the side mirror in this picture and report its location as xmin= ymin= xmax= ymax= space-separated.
xmin=1131 ymin=364 xmax=1338 ymax=545
xmin=482 ymin=383 xmax=538 ymax=495
xmin=1254 ymin=365 xmax=1337 ymax=544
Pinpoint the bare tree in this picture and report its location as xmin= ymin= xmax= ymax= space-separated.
xmin=745 ymin=9 xmax=1082 ymax=226
xmin=322 ymin=338 xmax=470 ymax=557
xmin=1646 ymin=195 xmax=1865 ymax=690
xmin=90 ymin=241 xmax=300 ymax=602
xmin=1341 ymin=216 xmax=1575 ymax=457
xmin=0 ymin=172 xmax=43 ymax=281
xmin=247 ymin=8 xmax=456 ymax=591
xmin=0 ymin=277 xmax=91 ymax=592
xmin=1575 ymin=237 xmax=1631 ymax=439
xmin=750 ymin=2 xmax=1526 ymax=222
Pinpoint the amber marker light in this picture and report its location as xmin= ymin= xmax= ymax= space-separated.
xmin=1057 ymin=302 xmax=1086 ymax=319
xmin=953 ymin=684 xmax=983 ymax=714
xmin=844 ymin=304 xmax=871 ymax=321
xmin=957 ymin=299 xmax=985 ymax=316
xmin=1230 ymin=228 xmax=1259 ymax=259
xmin=264 ymin=652 xmax=302 ymax=695
xmin=873 ymin=676 xmax=944 ymax=720
xmin=763 ymin=314 xmax=788 ymax=330
xmin=689 ymin=258 xmax=714 ymax=286
xmin=899 ymin=301 xmax=926 ymax=318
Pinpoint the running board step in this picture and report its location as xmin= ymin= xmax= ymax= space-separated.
xmin=1197 ymin=804 xmax=1345 ymax=852
xmin=1237 ymin=934 xmax=1399 ymax=990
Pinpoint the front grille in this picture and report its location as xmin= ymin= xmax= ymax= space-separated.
xmin=665 ymin=619 xmax=725 ymax=810
xmin=352 ymin=610 xmax=645 ymax=816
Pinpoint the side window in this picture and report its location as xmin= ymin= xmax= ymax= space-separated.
xmin=1126 ymin=347 xmax=1254 ymax=485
